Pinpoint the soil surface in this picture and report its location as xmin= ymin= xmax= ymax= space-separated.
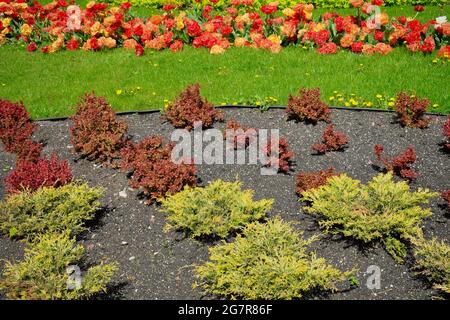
xmin=0 ymin=107 xmax=449 ymax=300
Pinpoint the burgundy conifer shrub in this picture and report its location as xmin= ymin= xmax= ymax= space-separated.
xmin=394 ymin=91 xmax=431 ymax=129
xmin=286 ymin=88 xmax=331 ymax=124
xmin=162 ymin=83 xmax=224 ymax=130
xmin=261 ymin=137 xmax=294 ymax=173
xmin=224 ymin=119 xmax=257 ymax=149
xmin=5 ymin=153 xmax=73 ymax=194
xmin=0 ymin=99 xmax=42 ymax=162
xmin=120 ymin=136 xmax=197 ymax=204
xmin=442 ymin=190 xmax=450 ymax=209
xmin=443 ymin=116 xmax=450 ymax=152
xmin=312 ymin=124 xmax=349 ymax=154
xmin=296 ymin=167 xmax=338 ymax=195
xmin=374 ymin=144 xmax=418 ymax=180
xmin=70 ymin=93 xmax=128 ymax=165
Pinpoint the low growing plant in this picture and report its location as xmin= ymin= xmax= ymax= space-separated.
xmin=5 ymin=153 xmax=73 ymax=194
xmin=394 ymin=91 xmax=431 ymax=129
xmin=194 ymin=218 xmax=354 ymax=299
xmin=296 ymin=167 xmax=338 ymax=195
xmin=312 ymin=124 xmax=349 ymax=154
xmin=0 ymin=232 xmax=117 ymax=300
xmin=224 ymin=119 xmax=257 ymax=149
xmin=0 ymin=99 xmax=42 ymax=162
xmin=0 ymin=182 xmax=104 ymax=241
xmin=120 ymin=136 xmax=197 ymax=204
xmin=443 ymin=116 xmax=450 ymax=152
xmin=287 ymin=88 xmax=331 ymax=124
xmin=160 ymin=180 xmax=273 ymax=239
xmin=301 ymin=173 xmax=438 ymax=262
xmin=442 ymin=190 xmax=450 ymax=209
xmin=261 ymin=137 xmax=294 ymax=173
xmin=162 ymin=83 xmax=224 ymax=130
xmin=70 ymin=93 xmax=128 ymax=165
xmin=374 ymin=144 xmax=418 ymax=180
xmin=412 ymin=237 xmax=450 ymax=295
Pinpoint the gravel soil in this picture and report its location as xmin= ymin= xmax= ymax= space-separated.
xmin=0 ymin=107 xmax=449 ymax=300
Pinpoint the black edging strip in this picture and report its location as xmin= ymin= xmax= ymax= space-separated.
xmin=35 ymin=105 xmax=447 ymax=122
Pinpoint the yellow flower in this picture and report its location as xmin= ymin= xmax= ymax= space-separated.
xmin=115 ymin=89 xmax=123 ymax=95
xmin=210 ymin=45 xmax=225 ymax=55
xmin=388 ymin=101 xmax=395 ymax=107
xmin=282 ymin=8 xmax=295 ymax=17
xmin=2 ymin=18 xmax=11 ymax=28
xmin=376 ymin=94 xmax=383 ymax=99
xmin=267 ymin=34 xmax=281 ymax=45
xmin=329 ymin=96 xmax=335 ymax=101
xmin=366 ymin=102 xmax=373 ymax=107
xmin=20 ymin=24 xmax=32 ymax=37
xmin=345 ymin=102 xmax=350 ymax=107
xmin=433 ymin=103 xmax=439 ymax=108
xmin=338 ymin=97 xmax=344 ymax=102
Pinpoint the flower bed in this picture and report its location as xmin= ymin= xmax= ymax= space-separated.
xmin=0 ymin=0 xmax=448 ymax=56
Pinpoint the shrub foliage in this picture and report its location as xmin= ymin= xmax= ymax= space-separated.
xmin=224 ymin=119 xmax=257 ymax=149
xmin=301 ymin=173 xmax=438 ymax=262
xmin=195 ymin=218 xmax=353 ymax=299
xmin=160 ymin=180 xmax=273 ymax=239
xmin=0 ymin=232 xmax=117 ymax=300
xmin=261 ymin=137 xmax=294 ymax=173
xmin=296 ymin=167 xmax=338 ymax=195
xmin=70 ymin=93 xmax=128 ymax=164
xmin=0 ymin=99 xmax=42 ymax=162
xmin=120 ymin=135 xmax=197 ymax=204
xmin=287 ymin=88 xmax=331 ymax=124
xmin=394 ymin=91 xmax=431 ymax=129
xmin=413 ymin=237 xmax=450 ymax=295
xmin=374 ymin=144 xmax=418 ymax=180
xmin=0 ymin=183 xmax=104 ymax=241
xmin=443 ymin=116 xmax=450 ymax=152
xmin=162 ymin=83 xmax=224 ymax=130
xmin=312 ymin=124 xmax=349 ymax=154
xmin=5 ymin=153 xmax=73 ymax=194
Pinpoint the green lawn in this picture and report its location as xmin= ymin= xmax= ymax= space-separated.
xmin=1 ymin=4 xmax=449 ymax=118
xmin=1 ymin=45 xmax=448 ymax=119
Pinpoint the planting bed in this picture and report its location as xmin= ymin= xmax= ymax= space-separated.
xmin=0 ymin=107 xmax=449 ymax=300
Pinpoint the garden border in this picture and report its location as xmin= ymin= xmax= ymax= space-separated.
xmin=36 ymin=105 xmax=448 ymax=122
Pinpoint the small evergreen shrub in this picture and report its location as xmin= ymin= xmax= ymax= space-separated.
xmin=224 ymin=119 xmax=257 ymax=149
xmin=162 ymin=83 xmax=224 ymax=130
xmin=120 ymin=136 xmax=197 ymax=204
xmin=0 ymin=183 xmax=104 ymax=241
xmin=374 ymin=144 xmax=418 ymax=180
xmin=287 ymin=88 xmax=331 ymax=124
xmin=0 ymin=99 xmax=36 ymax=152
xmin=312 ymin=124 xmax=349 ymax=154
xmin=261 ymin=137 xmax=294 ymax=173
xmin=70 ymin=93 xmax=128 ymax=165
xmin=394 ymin=91 xmax=431 ymax=129
xmin=296 ymin=167 xmax=338 ymax=195
xmin=160 ymin=180 xmax=273 ymax=239
xmin=0 ymin=232 xmax=117 ymax=300
xmin=5 ymin=153 xmax=73 ymax=194
xmin=443 ymin=116 xmax=450 ymax=152
xmin=301 ymin=173 xmax=438 ymax=262
xmin=413 ymin=237 xmax=450 ymax=295
xmin=194 ymin=218 xmax=354 ymax=299
xmin=442 ymin=190 xmax=450 ymax=209
xmin=0 ymin=99 xmax=42 ymax=162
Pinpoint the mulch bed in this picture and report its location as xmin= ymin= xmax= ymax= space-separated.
xmin=0 ymin=107 xmax=448 ymax=300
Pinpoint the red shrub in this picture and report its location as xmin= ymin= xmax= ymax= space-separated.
xmin=442 ymin=190 xmax=450 ymax=208
xmin=162 ymin=83 xmax=224 ymax=130
xmin=443 ymin=115 xmax=450 ymax=151
xmin=0 ymin=99 xmax=36 ymax=150
xmin=261 ymin=137 xmax=294 ymax=173
xmin=286 ymin=88 xmax=331 ymax=124
xmin=374 ymin=144 xmax=418 ymax=180
xmin=120 ymin=136 xmax=197 ymax=204
xmin=296 ymin=167 xmax=338 ymax=195
xmin=394 ymin=91 xmax=431 ymax=129
xmin=312 ymin=124 xmax=349 ymax=154
xmin=70 ymin=93 xmax=128 ymax=165
xmin=224 ymin=119 xmax=257 ymax=149
xmin=5 ymin=153 xmax=72 ymax=194
xmin=0 ymin=99 xmax=42 ymax=161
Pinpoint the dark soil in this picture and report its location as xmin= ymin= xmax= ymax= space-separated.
xmin=0 ymin=108 xmax=449 ymax=300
